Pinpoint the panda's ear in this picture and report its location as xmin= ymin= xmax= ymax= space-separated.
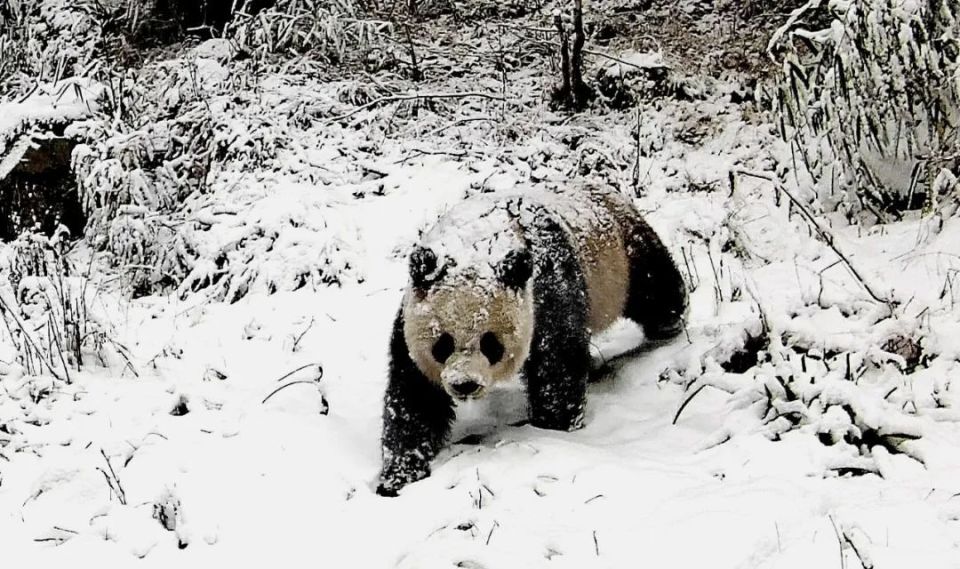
xmin=497 ymin=248 xmax=533 ymax=290
xmin=410 ymin=246 xmax=444 ymax=290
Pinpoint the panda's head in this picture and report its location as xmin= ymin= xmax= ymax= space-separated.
xmin=403 ymin=245 xmax=535 ymax=401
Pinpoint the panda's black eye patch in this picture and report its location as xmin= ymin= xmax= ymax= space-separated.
xmin=480 ymin=332 xmax=505 ymax=365
xmin=432 ymin=333 xmax=455 ymax=364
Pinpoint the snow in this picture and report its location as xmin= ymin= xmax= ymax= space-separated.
xmin=418 ymin=185 xmax=623 ymax=287
xmin=0 ymin=80 xmax=101 ymax=140
xmin=0 ymin=78 xmax=101 ymax=179
xmin=420 ymin=193 xmax=525 ymax=282
xmin=2 ymin=10 xmax=960 ymax=569
xmin=601 ymin=49 xmax=669 ymax=76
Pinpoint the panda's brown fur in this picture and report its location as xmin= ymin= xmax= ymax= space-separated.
xmin=378 ymin=184 xmax=687 ymax=496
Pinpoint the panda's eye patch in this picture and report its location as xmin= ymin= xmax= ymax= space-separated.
xmin=480 ymin=332 xmax=505 ymax=365
xmin=432 ymin=333 xmax=455 ymax=364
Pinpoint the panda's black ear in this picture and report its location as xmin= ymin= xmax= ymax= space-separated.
xmin=410 ymin=246 xmax=444 ymax=290
xmin=497 ymin=248 xmax=533 ymax=290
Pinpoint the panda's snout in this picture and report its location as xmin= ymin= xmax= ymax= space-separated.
xmin=449 ymin=379 xmax=483 ymax=398
xmin=441 ymin=354 xmax=489 ymax=400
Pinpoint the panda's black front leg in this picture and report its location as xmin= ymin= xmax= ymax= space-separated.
xmin=378 ymin=311 xmax=454 ymax=497
xmin=525 ymin=325 xmax=591 ymax=431
xmin=523 ymin=223 xmax=591 ymax=432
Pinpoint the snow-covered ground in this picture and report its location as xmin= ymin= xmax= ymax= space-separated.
xmin=2 ymin=13 xmax=960 ymax=568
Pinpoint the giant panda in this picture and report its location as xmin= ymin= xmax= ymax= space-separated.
xmin=377 ymin=184 xmax=687 ymax=496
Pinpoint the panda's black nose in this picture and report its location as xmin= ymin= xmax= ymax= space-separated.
xmin=451 ymin=380 xmax=482 ymax=397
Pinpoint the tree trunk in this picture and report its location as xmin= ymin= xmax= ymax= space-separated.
xmin=554 ymin=12 xmax=574 ymax=110
xmin=552 ymin=0 xmax=592 ymax=112
xmin=570 ymin=0 xmax=591 ymax=110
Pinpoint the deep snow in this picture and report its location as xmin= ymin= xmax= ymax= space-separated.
xmin=1 ymin=29 xmax=959 ymax=569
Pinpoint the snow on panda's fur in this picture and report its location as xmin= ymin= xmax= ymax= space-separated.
xmin=377 ymin=184 xmax=687 ymax=496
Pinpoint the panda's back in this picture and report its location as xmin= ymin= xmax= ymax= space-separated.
xmin=422 ymin=186 xmax=634 ymax=333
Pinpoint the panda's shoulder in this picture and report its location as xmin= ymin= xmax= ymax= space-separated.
xmin=514 ymin=184 xmax=630 ymax=238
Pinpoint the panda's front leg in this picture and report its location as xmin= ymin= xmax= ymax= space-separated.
xmin=378 ymin=311 xmax=455 ymax=497
xmin=523 ymin=276 xmax=591 ymax=432
xmin=525 ymin=325 xmax=591 ymax=431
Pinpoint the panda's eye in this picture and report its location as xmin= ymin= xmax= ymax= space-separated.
xmin=480 ymin=332 xmax=504 ymax=365
xmin=432 ymin=333 xmax=455 ymax=364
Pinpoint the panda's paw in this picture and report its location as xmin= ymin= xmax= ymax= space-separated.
xmin=377 ymin=461 xmax=430 ymax=497
xmin=531 ymin=410 xmax=585 ymax=432
xmin=643 ymin=319 xmax=686 ymax=344
xmin=375 ymin=483 xmax=400 ymax=497
xmin=376 ymin=475 xmax=408 ymax=497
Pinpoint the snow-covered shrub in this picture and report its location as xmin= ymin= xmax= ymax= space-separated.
xmin=73 ymin=79 xmax=216 ymax=296
xmin=0 ymin=232 xmax=125 ymax=379
xmin=73 ymin=54 xmax=360 ymax=301
xmin=594 ymin=50 xmax=680 ymax=108
xmin=770 ymin=0 xmax=959 ymax=219
xmin=0 ymin=0 xmax=120 ymax=96
xmin=176 ymin=187 xmax=362 ymax=303
xmin=666 ymin=316 xmax=938 ymax=476
xmin=228 ymin=0 xmax=391 ymax=63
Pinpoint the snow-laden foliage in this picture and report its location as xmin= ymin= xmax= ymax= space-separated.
xmin=0 ymin=0 xmax=121 ymax=97
xmin=664 ymin=320 xmax=939 ymax=476
xmin=227 ymin=0 xmax=390 ymax=63
xmin=73 ymin=49 xmax=360 ymax=300
xmin=0 ymin=232 xmax=126 ymax=381
xmin=3 ymin=1 xmax=960 ymax=564
xmin=770 ymin=0 xmax=959 ymax=219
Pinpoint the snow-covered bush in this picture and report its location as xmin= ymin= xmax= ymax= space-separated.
xmin=0 ymin=232 xmax=126 ymax=379
xmin=666 ymin=321 xmax=934 ymax=476
xmin=770 ymin=0 xmax=959 ymax=219
xmin=73 ymin=64 xmax=217 ymax=296
xmin=73 ymin=53 xmax=360 ymax=301
xmin=0 ymin=0 xmax=121 ymax=96
xmin=228 ymin=0 xmax=391 ymax=63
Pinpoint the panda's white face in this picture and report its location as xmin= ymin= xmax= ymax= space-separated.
xmin=403 ymin=252 xmax=535 ymax=401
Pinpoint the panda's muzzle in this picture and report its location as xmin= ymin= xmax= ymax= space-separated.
xmin=444 ymin=373 xmax=487 ymax=400
xmin=440 ymin=355 xmax=489 ymax=400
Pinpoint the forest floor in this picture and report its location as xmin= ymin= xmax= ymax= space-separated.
xmin=1 ymin=1 xmax=959 ymax=567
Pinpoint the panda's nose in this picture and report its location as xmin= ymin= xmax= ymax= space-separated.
xmin=450 ymin=379 xmax=482 ymax=397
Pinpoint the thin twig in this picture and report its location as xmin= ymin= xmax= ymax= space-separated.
xmin=485 ymin=521 xmax=499 ymax=545
xmin=325 ymin=91 xmax=505 ymax=124
xmin=47 ymin=313 xmax=71 ymax=385
xmin=262 ymin=380 xmax=320 ymax=405
xmin=423 ymin=116 xmax=494 ymax=136
xmin=99 ymin=449 xmax=126 ymax=505
xmin=673 ymin=383 xmax=709 ymax=425
xmin=583 ymin=47 xmax=669 ymax=73
xmin=842 ymin=528 xmax=874 ymax=569
xmin=393 ymin=148 xmax=468 ymax=165
xmin=828 ymin=515 xmax=846 ymax=569
xmin=273 ymin=363 xmax=323 ymax=384
xmin=633 ymin=107 xmax=642 ymax=194
xmin=403 ymin=23 xmax=422 ymax=81
xmin=291 ymin=318 xmax=315 ymax=352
